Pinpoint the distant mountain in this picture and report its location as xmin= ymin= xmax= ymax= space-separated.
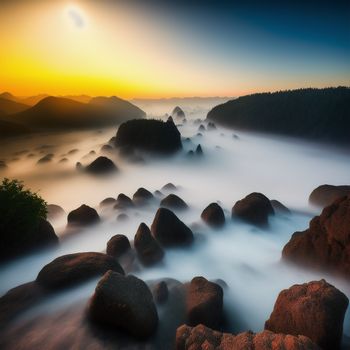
xmin=0 ymin=92 xmax=18 ymax=102
xmin=5 ymin=96 xmax=145 ymax=131
xmin=21 ymin=94 xmax=50 ymax=106
xmin=0 ymin=97 xmax=30 ymax=115
xmin=0 ymin=119 xmax=31 ymax=138
xmin=207 ymin=87 xmax=350 ymax=145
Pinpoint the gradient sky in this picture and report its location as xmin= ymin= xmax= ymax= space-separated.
xmin=0 ymin=0 xmax=349 ymax=98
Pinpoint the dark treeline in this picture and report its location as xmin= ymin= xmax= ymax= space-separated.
xmin=207 ymin=87 xmax=350 ymax=145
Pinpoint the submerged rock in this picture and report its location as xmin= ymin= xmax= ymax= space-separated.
xmin=172 ymin=106 xmax=185 ymax=119
xmin=195 ymin=144 xmax=203 ymax=156
xmin=85 ymin=156 xmax=117 ymax=174
xmin=232 ymin=192 xmax=274 ymax=226
xmin=309 ymin=184 xmax=350 ymax=208
xmin=201 ymin=203 xmax=225 ymax=228
xmin=134 ymin=223 xmax=164 ymax=266
xmin=89 ymin=271 xmax=158 ymax=338
xmin=106 ymin=234 xmax=131 ymax=258
xmin=265 ymin=280 xmax=348 ymax=350
xmin=67 ymin=204 xmax=100 ymax=226
xmin=36 ymin=252 xmax=124 ymax=289
xmin=151 ymin=208 xmax=194 ymax=247
xmin=161 ymin=183 xmax=177 ymax=191
xmin=282 ymin=196 xmax=350 ymax=278
xmin=160 ymin=194 xmax=188 ymax=210
xmin=207 ymin=122 xmax=217 ymax=130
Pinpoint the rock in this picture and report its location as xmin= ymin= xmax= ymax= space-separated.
xmin=196 ymin=132 xmax=203 ymax=137
xmin=134 ymin=223 xmax=164 ymax=266
xmin=67 ymin=149 xmax=78 ymax=155
xmin=207 ymin=122 xmax=216 ymax=130
xmin=99 ymin=197 xmax=117 ymax=207
xmin=133 ymin=187 xmax=154 ymax=206
xmin=265 ymin=280 xmax=348 ymax=350
xmin=282 ymin=196 xmax=350 ymax=277
xmin=232 ymin=192 xmax=274 ymax=226
xmin=187 ymin=150 xmax=194 ymax=157
xmin=100 ymin=144 xmax=113 ymax=153
xmin=201 ymin=203 xmax=225 ymax=228
xmin=161 ymin=183 xmax=177 ymax=191
xmin=114 ymin=193 xmax=134 ymax=209
xmin=151 ymin=208 xmax=194 ymax=247
xmin=89 ymin=150 xmax=96 ymax=155
xmin=115 ymin=118 xmax=182 ymax=154
xmin=67 ymin=204 xmax=100 ymax=226
xmin=198 ymin=124 xmax=206 ymax=132
xmin=309 ymin=184 xmax=350 ymax=208
xmin=36 ymin=252 xmax=124 ymax=289
xmin=85 ymin=156 xmax=117 ymax=174
xmin=116 ymin=213 xmax=129 ymax=222
xmin=186 ymin=277 xmax=223 ymax=329
xmin=76 ymin=161 xmax=83 ymax=170
xmin=108 ymin=136 xmax=116 ymax=145
xmin=152 ymin=281 xmax=169 ymax=304
xmin=89 ymin=271 xmax=158 ymax=338
xmin=154 ymin=190 xmax=164 ymax=197
xmin=172 ymin=106 xmax=185 ymax=119
xmin=106 ymin=234 xmax=131 ymax=258
xmin=59 ymin=157 xmax=68 ymax=163
xmin=47 ymin=204 xmax=65 ymax=220
xmin=160 ymin=194 xmax=188 ymax=210
xmin=176 ymin=324 xmax=321 ymax=350
xmin=270 ymin=199 xmax=291 ymax=214
xmin=37 ymin=153 xmax=53 ymax=164
xmin=195 ymin=144 xmax=203 ymax=156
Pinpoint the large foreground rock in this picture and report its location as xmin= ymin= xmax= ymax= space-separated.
xmin=89 ymin=271 xmax=158 ymax=338
xmin=67 ymin=204 xmax=100 ymax=226
xmin=115 ymin=118 xmax=182 ymax=154
xmin=186 ymin=277 xmax=223 ymax=329
xmin=36 ymin=252 xmax=124 ymax=289
xmin=232 ymin=192 xmax=274 ymax=226
xmin=309 ymin=184 xmax=350 ymax=208
xmin=201 ymin=203 xmax=225 ymax=228
xmin=151 ymin=208 xmax=194 ymax=247
xmin=282 ymin=196 xmax=350 ymax=278
xmin=265 ymin=280 xmax=348 ymax=350
xmin=176 ymin=324 xmax=320 ymax=350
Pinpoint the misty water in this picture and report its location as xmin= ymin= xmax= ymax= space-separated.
xmin=1 ymin=105 xmax=350 ymax=339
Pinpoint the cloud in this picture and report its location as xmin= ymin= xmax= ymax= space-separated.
xmin=68 ymin=8 xmax=85 ymax=28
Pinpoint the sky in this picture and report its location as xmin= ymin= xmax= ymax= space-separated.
xmin=0 ymin=0 xmax=349 ymax=98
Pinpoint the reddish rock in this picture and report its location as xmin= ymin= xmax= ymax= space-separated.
xmin=67 ymin=204 xmax=100 ymax=226
xmin=282 ymin=196 xmax=350 ymax=277
xmin=201 ymin=203 xmax=225 ymax=228
xmin=106 ymin=234 xmax=131 ymax=258
xmin=186 ymin=276 xmax=223 ymax=329
xmin=232 ymin=192 xmax=274 ymax=226
xmin=265 ymin=280 xmax=348 ymax=350
xmin=309 ymin=184 xmax=350 ymax=208
xmin=176 ymin=324 xmax=320 ymax=350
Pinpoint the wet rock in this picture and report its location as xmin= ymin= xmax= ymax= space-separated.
xmin=161 ymin=183 xmax=177 ymax=191
xmin=309 ymin=184 xmax=350 ymax=208
xmin=99 ymin=197 xmax=117 ymax=207
xmin=186 ymin=277 xmax=223 ymax=329
xmin=67 ymin=204 xmax=100 ymax=226
xmin=114 ymin=193 xmax=134 ymax=209
xmin=151 ymin=208 xmax=194 ymax=247
xmin=152 ymin=281 xmax=169 ymax=304
xmin=37 ymin=153 xmax=54 ymax=164
xmin=176 ymin=324 xmax=321 ymax=350
xmin=85 ymin=156 xmax=117 ymax=174
xmin=265 ymin=279 xmax=348 ymax=350
xmin=282 ymin=196 xmax=350 ymax=278
xmin=36 ymin=252 xmax=124 ymax=290
xmin=47 ymin=204 xmax=65 ymax=220
xmin=232 ymin=192 xmax=274 ymax=226
xmin=89 ymin=271 xmax=158 ymax=338
xmin=172 ymin=106 xmax=185 ymax=119
xmin=201 ymin=203 xmax=225 ymax=228
xmin=195 ymin=144 xmax=203 ymax=156
xmin=133 ymin=187 xmax=154 ymax=206
xmin=134 ymin=223 xmax=164 ymax=266
xmin=115 ymin=119 xmax=182 ymax=154
xmin=270 ymin=199 xmax=291 ymax=214
xmin=106 ymin=234 xmax=131 ymax=258
xmin=160 ymin=194 xmax=188 ymax=210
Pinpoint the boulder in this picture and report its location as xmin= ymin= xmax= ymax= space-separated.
xmin=186 ymin=277 xmax=223 ymax=329
xmin=133 ymin=187 xmax=154 ymax=206
xmin=161 ymin=183 xmax=177 ymax=191
xmin=201 ymin=203 xmax=225 ymax=228
xmin=89 ymin=271 xmax=158 ymax=338
xmin=309 ymin=184 xmax=350 ymax=208
xmin=67 ymin=149 xmax=78 ymax=155
xmin=232 ymin=192 xmax=274 ymax=226
xmin=151 ymin=208 xmax=194 ymax=247
xmin=207 ymin=122 xmax=217 ymax=130
xmin=195 ymin=144 xmax=203 ymax=156
xmin=198 ymin=124 xmax=206 ymax=132
xmin=176 ymin=324 xmax=321 ymax=350
xmin=160 ymin=194 xmax=188 ymax=210
xmin=58 ymin=157 xmax=68 ymax=163
xmin=114 ymin=118 xmax=182 ymax=154
xmin=67 ymin=204 xmax=100 ymax=226
xmin=47 ymin=204 xmax=65 ymax=220
xmin=265 ymin=280 xmax=348 ymax=350
xmin=99 ymin=197 xmax=116 ymax=207
xmin=270 ymin=199 xmax=291 ymax=214
xmin=106 ymin=234 xmax=131 ymax=258
xmin=282 ymin=196 xmax=350 ymax=277
xmin=152 ymin=281 xmax=169 ymax=304
xmin=37 ymin=153 xmax=53 ymax=164
xmin=100 ymin=144 xmax=113 ymax=153
xmin=114 ymin=193 xmax=134 ymax=209
xmin=36 ymin=252 xmax=124 ymax=289
xmin=116 ymin=213 xmax=129 ymax=222
xmin=85 ymin=156 xmax=117 ymax=174
xmin=134 ymin=223 xmax=164 ymax=266
xmin=172 ymin=106 xmax=185 ymax=119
